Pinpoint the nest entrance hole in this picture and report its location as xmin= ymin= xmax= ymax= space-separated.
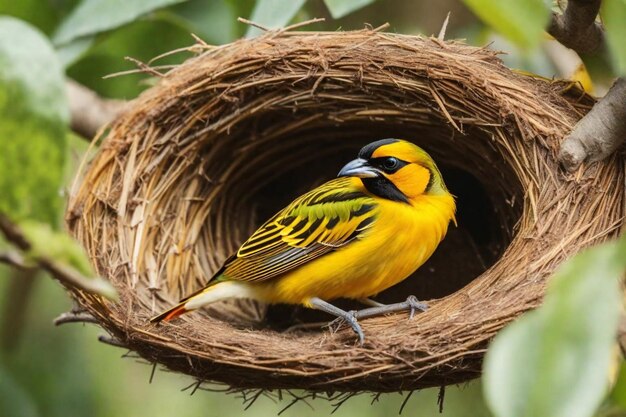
xmin=194 ymin=120 xmax=524 ymax=329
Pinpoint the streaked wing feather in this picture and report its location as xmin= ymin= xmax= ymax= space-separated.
xmin=222 ymin=178 xmax=377 ymax=283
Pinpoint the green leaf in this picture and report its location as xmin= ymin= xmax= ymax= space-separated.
xmin=53 ymin=0 xmax=187 ymax=45
xmin=602 ymin=0 xmax=626 ymax=76
xmin=461 ymin=0 xmax=551 ymax=49
xmin=610 ymin=361 xmax=626 ymax=409
xmin=483 ymin=237 xmax=626 ymax=417
xmin=171 ymin=0 xmax=237 ymax=45
xmin=19 ymin=220 xmax=117 ymax=300
xmin=245 ymin=0 xmax=306 ymax=38
xmin=67 ymin=17 xmax=195 ymax=99
xmin=223 ymin=0 xmax=256 ymax=37
xmin=0 ymin=17 xmax=68 ymax=225
xmin=0 ymin=0 xmax=57 ymax=33
xmin=56 ymin=37 xmax=95 ymax=68
xmin=324 ymin=0 xmax=376 ymax=19
xmin=19 ymin=221 xmax=92 ymax=276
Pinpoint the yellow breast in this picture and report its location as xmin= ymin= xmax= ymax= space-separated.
xmin=257 ymin=193 xmax=456 ymax=305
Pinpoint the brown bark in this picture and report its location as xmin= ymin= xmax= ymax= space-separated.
xmin=66 ymin=79 xmax=127 ymax=140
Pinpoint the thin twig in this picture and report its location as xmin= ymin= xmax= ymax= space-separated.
xmin=243 ymin=389 xmax=264 ymax=410
xmin=0 ymin=250 xmax=27 ymax=269
xmin=0 ymin=214 xmax=30 ymax=250
xmin=149 ymin=362 xmax=158 ymax=384
xmin=190 ymin=33 xmax=210 ymax=48
xmin=437 ymin=386 xmax=446 ymax=413
xmin=53 ymin=311 xmax=99 ymax=326
xmin=277 ymin=396 xmax=300 ymax=415
xmin=190 ymin=380 xmax=202 ymax=395
xmin=398 ymin=390 xmax=414 ymax=414
xmin=181 ymin=381 xmax=200 ymax=392
xmin=124 ymin=56 xmax=165 ymax=77
xmin=281 ymin=18 xmax=325 ymax=32
xmin=331 ymin=392 xmax=355 ymax=414
xmin=237 ymin=17 xmax=271 ymax=32
xmin=98 ymin=334 xmax=126 ymax=348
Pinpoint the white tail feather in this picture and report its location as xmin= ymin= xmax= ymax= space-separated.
xmin=184 ymin=281 xmax=256 ymax=311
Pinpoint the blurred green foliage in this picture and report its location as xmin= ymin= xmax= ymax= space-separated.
xmin=325 ymin=0 xmax=376 ymax=18
xmin=172 ymin=0 xmax=239 ymax=44
xmin=0 ymin=1 xmax=625 ymax=417
xmin=246 ymin=0 xmax=306 ymax=37
xmin=484 ymin=236 xmax=626 ymax=417
xmin=0 ymin=17 xmax=67 ymax=225
xmin=66 ymin=17 xmax=195 ymax=99
xmin=462 ymin=0 xmax=550 ymax=49
xmin=464 ymin=0 xmax=626 ymax=76
xmin=602 ymin=0 xmax=626 ymax=75
xmin=52 ymin=0 xmax=186 ymax=45
xmin=611 ymin=363 xmax=626 ymax=409
xmin=0 ymin=0 xmax=78 ymax=36
xmin=0 ymin=17 xmax=114 ymax=301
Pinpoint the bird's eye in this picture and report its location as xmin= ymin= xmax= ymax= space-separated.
xmin=382 ymin=157 xmax=399 ymax=171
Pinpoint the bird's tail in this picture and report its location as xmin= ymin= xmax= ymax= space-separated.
xmin=149 ymin=301 xmax=189 ymax=323
xmin=149 ymin=280 xmax=253 ymax=323
xmin=149 ymin=285 xmax=205 ymax=323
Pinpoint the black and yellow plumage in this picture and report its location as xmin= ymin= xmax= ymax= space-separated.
xmin=151 ymin=139 xmax=456 ymax=343
xmin=224 ymin=178 xmax=376 ymax=282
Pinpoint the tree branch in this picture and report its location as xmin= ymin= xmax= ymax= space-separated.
xmin=53 ymin=311 xmax=99 ymax=326
xmin=548 ymin=0 xmax=604 ymax=54
xmin=558 ymin=77 xmax=626 ymax=171
xmin=0 ymin=215 xmax=30 ymax=250
xmin=98 ymin=334 xmax=126 ymax=348
xmin=0 ymin=213 xmax=117 ymax=299
xmin=66 ymin=79 xmax=127 ymax=140
xmin=548 ymin=1 xmax=626 ymax=171
xmin=0 ymin=250 xmax=26 ymax=269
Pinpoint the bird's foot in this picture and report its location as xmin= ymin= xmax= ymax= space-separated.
xmin=354 ymin=295 xmax=428 ymax=320
xmin=328 ymin=310 xmax=364 ymax=345
xmin=405 ymin=295 xmax=428 ymax=319
xmin=309 ymin=297 xmax=365 ymax=345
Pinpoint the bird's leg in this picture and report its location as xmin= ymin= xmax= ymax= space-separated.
xmin=354 ymin=295 xmax=428 ymax=320
xmin=309 ymin=297 xmax=364 ymax=345
xmin=358 ymin=297 xmax=385 ymax=307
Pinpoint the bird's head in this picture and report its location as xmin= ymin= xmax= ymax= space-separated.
xmin=338 ymin=139 xmax=450 ymax=202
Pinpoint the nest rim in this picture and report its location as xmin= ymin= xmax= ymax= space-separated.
xmin=66 ymin=28 xmax=624 ymax=392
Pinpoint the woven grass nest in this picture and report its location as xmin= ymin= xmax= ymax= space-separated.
xmin=66 ymin=28 xmax=625 ymax=393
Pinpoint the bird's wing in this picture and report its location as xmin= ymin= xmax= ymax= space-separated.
xmin=221 ymin=178 xmax=378 ymax=283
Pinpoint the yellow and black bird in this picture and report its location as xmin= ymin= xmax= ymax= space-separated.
xmin=151 ymin=139 xmax=456 ymax=343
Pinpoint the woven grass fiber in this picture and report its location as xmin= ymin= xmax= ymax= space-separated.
xmin=66 ymin=27 xmax=625 ymax=392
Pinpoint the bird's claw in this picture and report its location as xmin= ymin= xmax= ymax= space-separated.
xmin=406 ymin=295 xmax=428 ymax=320
xmin=328 ymin=310 xmax=364 ymax=345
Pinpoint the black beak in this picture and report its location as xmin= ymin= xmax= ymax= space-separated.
xmin=337 ymin=158 xmax=379 ymax=178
